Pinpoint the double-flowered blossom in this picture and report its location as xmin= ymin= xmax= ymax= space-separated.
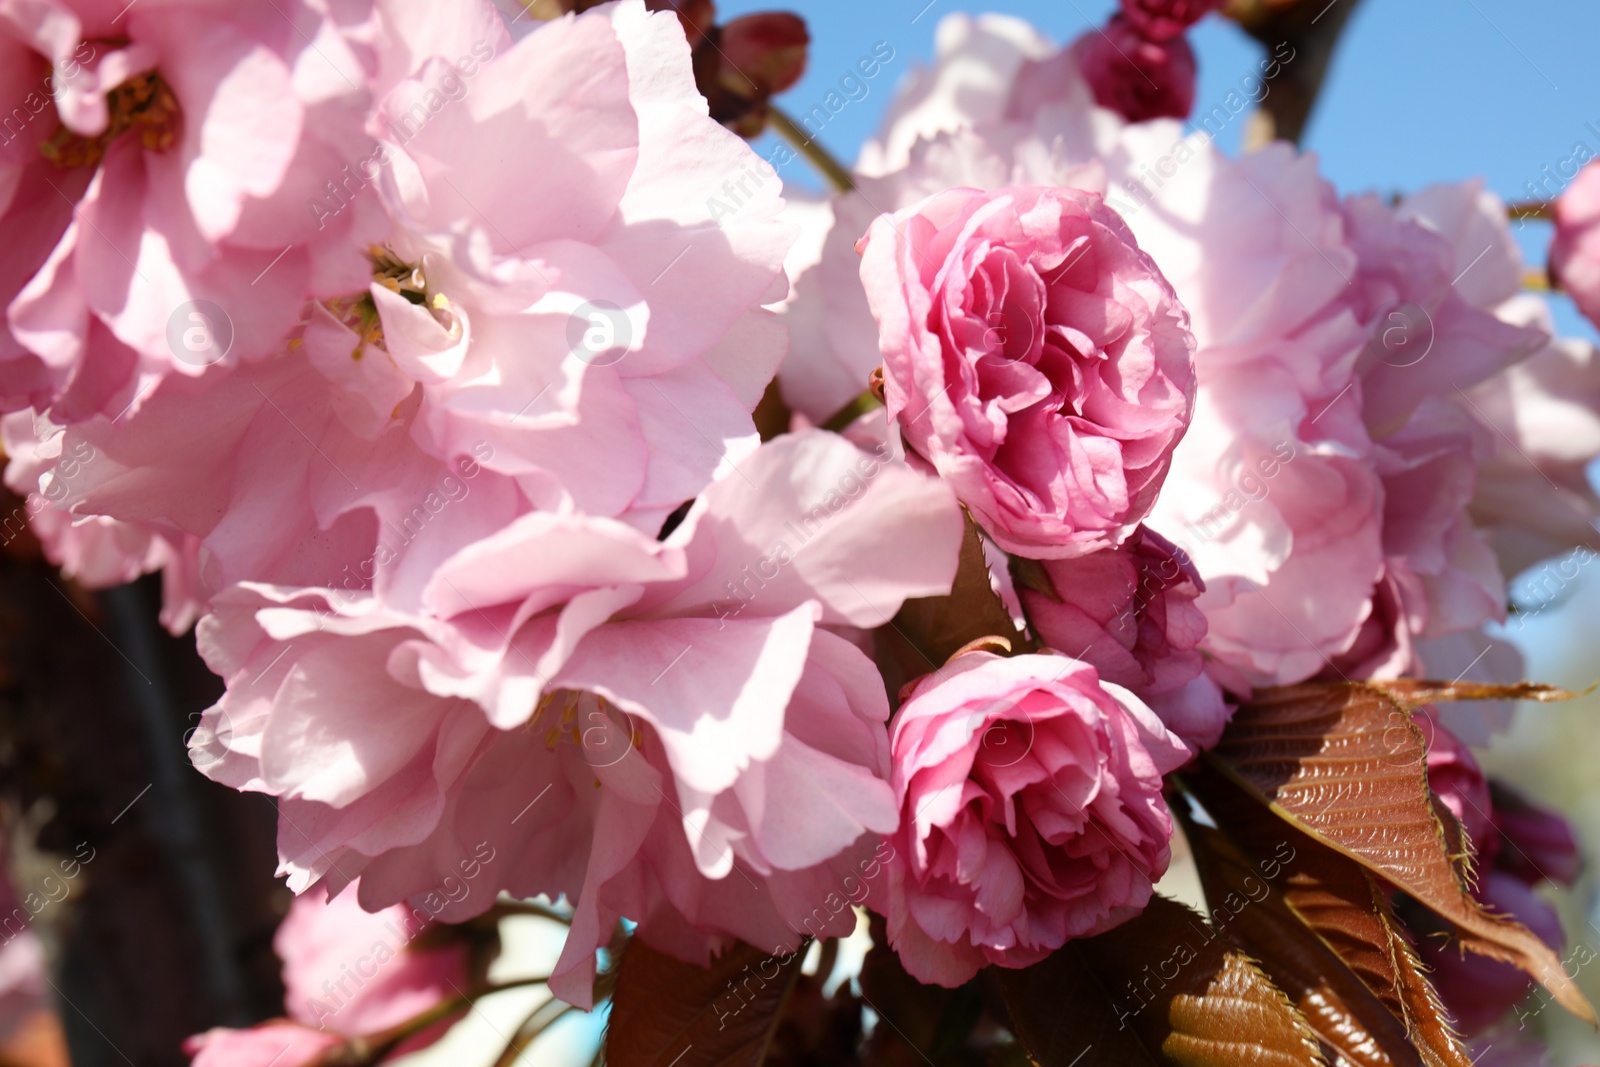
xmin=816 ymin=16 xmax=1585 ymax=718
xmin=1 ymin=0 xmax=1593 ymax=1039
xmin=19 ymin=0 xmax=793 ymax=604
xmin=0 ymin=0 xmax=382 ymax=420
xmin=189 ymin=431 xmax=962 ymax=1005
xmin=859 ymin=185 xmax=1196 ymax=560
xmin=880 ymin=651 xmax=1186 ymax=986
xmin=1019 ymin=524 xmax=1228 ymax=752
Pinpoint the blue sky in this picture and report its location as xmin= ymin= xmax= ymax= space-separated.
xmin=720 ymin=0 xmax=1600 ymax=339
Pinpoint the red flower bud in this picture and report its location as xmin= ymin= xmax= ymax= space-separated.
xmin=1491 ymin=781 xmax=1582 ymax=887
xmin=1120 ymin=0 xmax=1226 ymax=42
xmin=698 ymin=12 xmax=809 ymax=136
xmin=1071 ymin=15 xmax=1197 ymax=123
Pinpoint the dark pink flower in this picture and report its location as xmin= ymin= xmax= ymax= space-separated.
xmin=880 ymin=651 xmax=1186 ymax=985
xmin=1491 ymin=783 xmax=1581 ymax=887
xmin=1070 ymin=15 xmax=1196 ymax=123
xmin=1120 ymin=0 xmax=1226 ymax=41
xmin=1417 ymin=710 xmax=1497 ymax=862
xmin=1019 ymin=525 xmax=1229 ymax=751
xmin=859 ymin=185 xmax=1196 ymax=559
xmin=1420 ymin=871 xmax=1565 ymax=1036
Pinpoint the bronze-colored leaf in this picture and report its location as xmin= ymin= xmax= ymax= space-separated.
xmin=1180 ymin=816 xmax=1421 ymax=1067
xmin=1184 ymin=764 xmax=1471 ymax=1067
xmin=1361 ymin=680 xmax=1580 ymax=707
xmin=996 ymin=895 xmax=1325 ymax=1067
xmin=1206 ymin=683 xmax=1593 ymax=1025
xmin=893 ymin=514 xmax=1030 ymax=667
xmin=608 ymin=938 xmax=804 ymax=1067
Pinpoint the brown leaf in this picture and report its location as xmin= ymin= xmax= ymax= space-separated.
xmin=1184 ymin=765 xmax=1471 ymax=1067
xmin=1361 ymin=679 xmax=1581 ymax=707
xmin=1180 ymin=816 xmax=1421 ymax=1067
xmin=608 ymin=938 xmax=805 ymax=1067
xmin=1206 ymin=683 xmax=1593 ymax=1025
xmin=893 ymin=516 xmax=1029 ymax=669
xmin=996 ymin=896 xmax=1325 ymax=1067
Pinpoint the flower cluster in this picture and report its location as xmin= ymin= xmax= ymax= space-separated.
xmin=0 ymin=0 xmax=1595 ymax=1061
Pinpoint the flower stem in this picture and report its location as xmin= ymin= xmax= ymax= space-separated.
xmin=821 ymin=388 xmax=886 ymax=433
xmin=1507 ymin=200 xmax=1555 ymax=222
xmin=767 ymin=105 xmax=856 ymax=193
xmin=327 ymin=976 xmax=552 ymax=1066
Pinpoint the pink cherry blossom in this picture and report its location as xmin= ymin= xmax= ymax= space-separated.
xmin=1552 ymin=160 xmax=1600 ymax=331
xmin=187 ymin=430 xmax=963 ymax=1006
xmin=805 ymin=23 xmax=1589 ymax=701
xmin=23 ymin=0 xmax=795 ymax=619
xmin=1 ymin=0 xmax=384 ymax=422
xmin=1464 ymin=295 xmax=1600 ymax=577
xmin=184 ymin=1021 xmax=343 ymax=1067
xmin=880 ymin=650 xmax=1186 ymax=986
xmin=0 ymin=408 xmax=202 ymax=630
xmin=859 ymin=185 xmax=1196 ymax=559
xmin=277 ymin=883 xmax=469 ymax=1034
xmin=1019 ymin=524 xmax=1229 ymax=751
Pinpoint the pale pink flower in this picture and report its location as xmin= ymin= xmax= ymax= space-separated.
xmin=1465 ymin=296 xmax=1600 ymax=577
xmin=859 ymin=185 xmax=1195 ymax=559
xmin=813 ymin=23 xmax=1584 ymax=696
xmin=1551 ymin=159 xmax=1600 ymax=331
xmin=365 ymin=0 xmax=793 ymax=534
xmin=1019 ymin=525 xmax=1229 ymax=751
xmin=0 ymin=408 xmax=202 ymax=630
xmin=782 ymin=35 xmax=1384 ymax=687
xmin=184 ymin=1022 xmax=343 ymax=1067
xmin=1124 ymin=139 xmax=1383 ymax=691
xmin=277 ymin=883 xmax=469 ymax=1034
xmin=37 ymin=0 xmax=795 ymax=603
xmin=881 ymin=650 xmax=1186 ymax=986
xmin=188 ymin=431 xmax=963 ymax=1007
xmin=2 ymin=0 xmax=384 ymax=422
